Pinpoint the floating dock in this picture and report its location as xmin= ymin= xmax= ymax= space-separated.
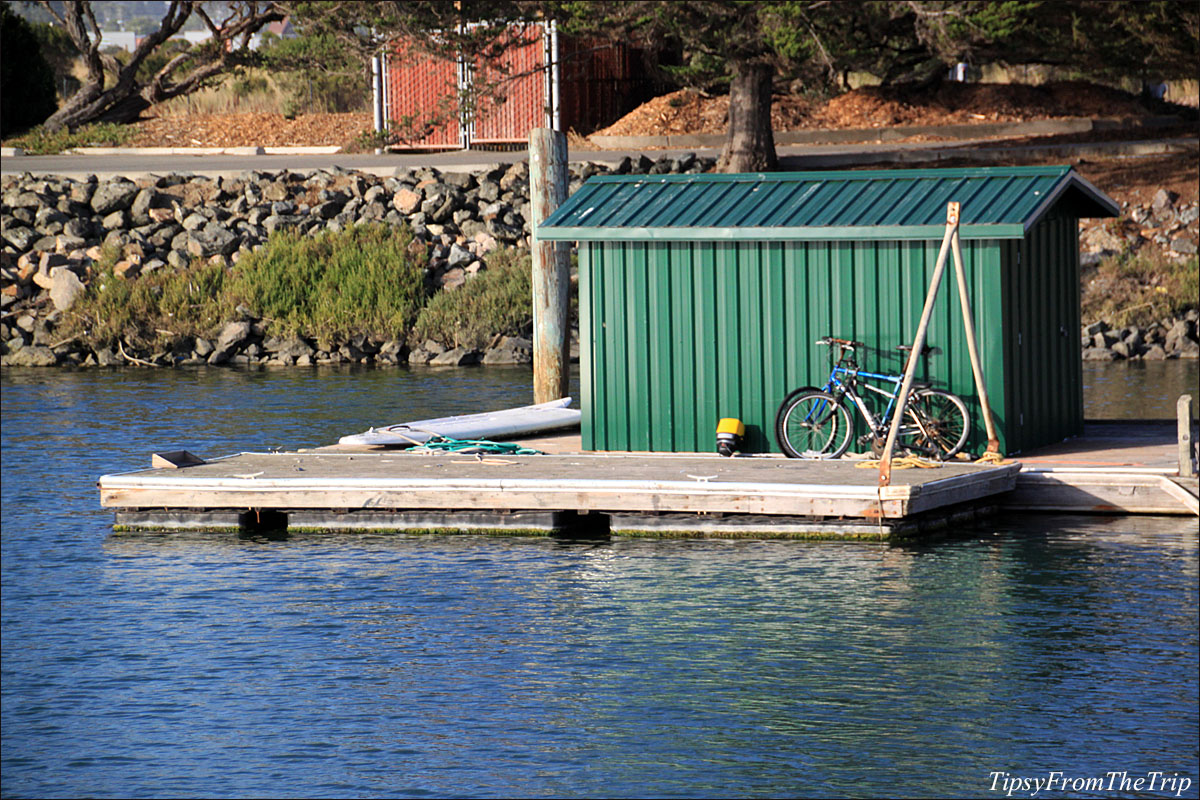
xmin=98 ymin=420 xmax=1198 ymax=540
xmin=100 ymin=450 xmax=1019 ymax=539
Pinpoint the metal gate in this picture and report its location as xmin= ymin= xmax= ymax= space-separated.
xmin=379 ymin=22 xmax=656 ymax=149
xmin=380 ymin=22 xmax=555 ymax=149
xmin=382 ymin=39 xmax=465 ymax=149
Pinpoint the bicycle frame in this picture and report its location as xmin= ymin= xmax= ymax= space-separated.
xmin=821 ymin=365 xmax=904 ymax=438
xmin=776 ymin=336 xmax=969 ymax=460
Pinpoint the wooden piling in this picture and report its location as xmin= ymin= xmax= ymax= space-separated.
xmin=530 ymin=128 xmax=570 ymax=403
xmin=1179 ymin=394 xmax=1196 ymax=478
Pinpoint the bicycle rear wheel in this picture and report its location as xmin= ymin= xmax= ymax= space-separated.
xmin=775 ymin=391 xmax=854 ymax=458
xmin=903 ymin=389 xmax=970 ymax=459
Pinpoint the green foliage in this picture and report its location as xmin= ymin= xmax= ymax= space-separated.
xmin=232 ymin=73 xmax=270 ymax=97
xmin=413 ymin=249 xmax=533 ymax=349
xmin=135 ymin=38 xmax=196 ymax=84
xmin=1026 ymin=1 xmax=1199 ymax=82
xmin=227 ymin=224 xmax=427 ymax=340
xmin=65 ymin=225 xmax=434 ymax=347
xmin=256 ymin=30 xmax=369 ymax=114
xmin=64 ymin=261 xmax=232 ymax=348
xmin=29 ymin=16 xmax=81 ymax=99
xmin=3 ymin=121 xmax=134 ymax=153
xmin=0 ymin=3 xmax=57 ymax=137
xmin=1082 ymin=251 xmax=1199 ymax=329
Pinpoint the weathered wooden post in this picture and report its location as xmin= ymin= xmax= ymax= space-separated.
xmin=950 ymin=222 xmax=1000 ymax=454
xmin=1179 ymin=394 xmax=1196 ymax=478
xmin=879 ymin=202 xmax=958 ymax=487
xmin=530 ymin=127 xmax=570 ymax=403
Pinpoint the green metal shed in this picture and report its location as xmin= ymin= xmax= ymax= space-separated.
xmin=538 ymin=165 xmax=1119 ymax=455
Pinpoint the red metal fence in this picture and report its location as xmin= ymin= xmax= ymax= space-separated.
xmin=383 ymin=44 xmax=462 ymax=149
xmin=469 ymin=24 xmax=547 ymax=144
xmin=382 ymin=23 xmax=658 ymax=149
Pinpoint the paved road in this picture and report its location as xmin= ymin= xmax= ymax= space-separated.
xmin=3 ymin=136 xmax=1191 ymax=179
xmin=5 ymin=146 xmax=712 ymax=180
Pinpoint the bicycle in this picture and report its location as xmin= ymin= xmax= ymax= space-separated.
xmin=774 ymin=336 xmax=971 ymax=460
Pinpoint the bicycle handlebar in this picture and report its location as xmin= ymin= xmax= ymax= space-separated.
xmin=816 ymin=336 xmax=864 ymax=349
xmin=816 ymin=336 xmax=941 ymax=356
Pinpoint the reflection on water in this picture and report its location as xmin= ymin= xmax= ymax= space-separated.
xmin=1 ymin=364 xmax=1197 ymax=798
xmin=1084 ymin=359 xmax=1199 ymax=420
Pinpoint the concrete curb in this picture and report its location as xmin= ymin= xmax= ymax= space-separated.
xmin=64 ymin=145 xmax=344 ymax=156
xmin=778 ymin=136 xmax=1198 ymax=169
xmin=590 ymin=115 xmax=1187 ymax=150
xmin=1 ymin=147 xmax=25 ymax=157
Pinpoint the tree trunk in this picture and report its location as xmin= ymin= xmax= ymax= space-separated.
xmin=43 ymin=82 xmax=155 ymax=131
xmin=717 ymin=60 xmax=777 ymax=173
xmin=94 ymin=93 xmax=155 ymax=125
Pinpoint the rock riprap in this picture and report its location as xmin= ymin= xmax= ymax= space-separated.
xmin=2 ymin=157 xmax=1196 ymax=367
xmin=1 ymin=155 xmax=712 ymax=367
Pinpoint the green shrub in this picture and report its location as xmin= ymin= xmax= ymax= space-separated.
xmin=64 ymin=260 xmax=231 ymax=348
xmin=0 ymin=4 xmax=57 ymax=137
xmin=414 ymin=249 xmax=533 ymax=349
xmin=30 ymin=17 xmax=80 ymax=100
xmin=65 ymin=225 xmax=428 ymax=348
xmin=227 ymin=224 xmax=427 ymax=340
xmin=5 ymin=121 xmax=135 ymax=154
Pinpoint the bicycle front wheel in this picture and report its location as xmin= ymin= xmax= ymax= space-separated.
xmin=775 ymin=391 xmax=854 ymax=458
xmin=904 ymin=389 xmax=970 ymax=459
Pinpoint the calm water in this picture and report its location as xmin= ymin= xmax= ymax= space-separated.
xmin=1082 ymin=360 xmax=1199 ymax=420
xmin=2 ymin=365 xmax=1198 ymax=799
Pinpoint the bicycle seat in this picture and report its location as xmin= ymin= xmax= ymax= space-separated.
xmin=897 ymin=344 xmax=941 ymax=355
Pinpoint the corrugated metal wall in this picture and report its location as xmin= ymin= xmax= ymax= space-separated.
xmin=999 ymin=213 xmax=1084 ymax=454
xmin=580 ymin=238 xmax=1010 ymax=454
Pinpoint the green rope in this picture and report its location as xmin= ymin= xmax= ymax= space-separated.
xmin=410 ymin=436 xmax=543 ymax=456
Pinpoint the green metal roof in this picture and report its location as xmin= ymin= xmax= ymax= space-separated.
xmin=537 ymin=165 xmax=1118 ymax=242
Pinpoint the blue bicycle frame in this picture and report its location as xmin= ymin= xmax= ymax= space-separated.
xmin=822 ymin=364 xmax=907 ymax=437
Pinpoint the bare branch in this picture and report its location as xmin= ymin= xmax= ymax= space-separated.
xmin=42 ymin=0 xmax=286 ymax=132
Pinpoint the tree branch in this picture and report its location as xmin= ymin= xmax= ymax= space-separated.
xmin=41 ymin=0 xmax=286 ymax=131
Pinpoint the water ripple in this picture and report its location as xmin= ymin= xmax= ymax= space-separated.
xmin=3 ymin=369 xmax=1198 ymax=798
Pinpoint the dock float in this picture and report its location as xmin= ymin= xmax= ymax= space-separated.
xmin=99 ymin=452 xmax=1021 ymax=539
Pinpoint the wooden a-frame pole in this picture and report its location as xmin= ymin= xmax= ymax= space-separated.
xmin=878 ymin=201 xmax=1002 ymax=487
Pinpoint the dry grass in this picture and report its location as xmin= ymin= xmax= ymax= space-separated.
xmin=1081 ymin=250 xmax=1199 ymax=328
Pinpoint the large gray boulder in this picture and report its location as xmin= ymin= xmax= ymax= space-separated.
xmin=6 ymin=345 xmax=58 ymax=366
xmin=186 ymin=224 xmax=239 ymax=257
xmin=50 ymin=268 xmax=86 ymax=311
xmin=482 ymin=335 xmax=532 ymax=365
xmin=89 ymin=181 xmax=139 ymax=215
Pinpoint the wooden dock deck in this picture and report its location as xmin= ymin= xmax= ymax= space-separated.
xmin=100 ymin=449 xmax=1020 ymax=539
xmin=97 ymin=420 xmax=1198 ymax=539
xmin=1004 ymin=421 xmax=1199 ymax=515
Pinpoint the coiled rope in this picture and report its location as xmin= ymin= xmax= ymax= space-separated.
xmin=854 ymin=455 xmax=943 ymax=470
xmin=409 ymin=436 xmax=543 ymax=456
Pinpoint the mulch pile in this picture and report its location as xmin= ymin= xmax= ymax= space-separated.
xmin=591 ymin=81 xmax=1157 ymax=137
xmin=129 ymin=111 xmax=373 ymax=148
xmin=125 ymin=82 xmax=1158 ymax=148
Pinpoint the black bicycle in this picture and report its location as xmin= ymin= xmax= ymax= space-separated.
xmin=774 ymin=336 xmax=971 ymax=460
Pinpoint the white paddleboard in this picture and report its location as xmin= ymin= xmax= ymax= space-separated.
xmin=339 ymin=397 xmax=580 ymax=446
